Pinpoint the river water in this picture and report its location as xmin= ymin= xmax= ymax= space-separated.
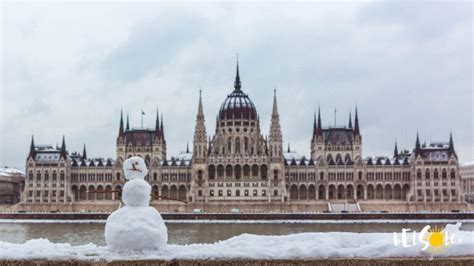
xmin=1 ymin=221 xmax=473 ymax=246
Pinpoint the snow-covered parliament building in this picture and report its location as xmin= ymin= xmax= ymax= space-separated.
xmin=21 ymin=63 xmax=467 ymax=212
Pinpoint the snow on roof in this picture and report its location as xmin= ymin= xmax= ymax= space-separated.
xmin=35 ymin=145 xmax=58 ymax=152
xmin=0 ymin=167 xmax=25 ymax=177
xmin=175 ymin=151 xmax=192 ymax=161
xmin=0 ymin=230 xmax=472 ymax=260
xmin=162 ymin=151 xmax=193 ymax=167
xmin=283 ymin=151 xmax=303 ymax=161
xmin=35 ymin=153 xmax=61 ymax=162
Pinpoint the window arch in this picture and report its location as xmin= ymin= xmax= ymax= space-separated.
xmin=226 ymin=165 xmax=233 ymax=178
xmin=327 ymin=154 xmax=333 ymax=162
xmin=197 ymin=170 xmax=203 ymax=180
xmin=244 ymin=137 xmax=248 ymax=154
xmin=208 ymin=165 xmax=216 ymax=179
xmin=235 ymin=137 xmax=241 ymax=154
xmin=234 ymin=165 xmax=242 ymax=179
xmin=260 ymin=164 xmax=268 ymax=179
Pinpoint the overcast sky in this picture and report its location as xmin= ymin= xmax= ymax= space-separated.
xmin=1 ymin=1 xmax=472 ymax=169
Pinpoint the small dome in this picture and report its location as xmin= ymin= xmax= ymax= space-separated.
xmin=218 ymin=63 xmax=258 ymax=120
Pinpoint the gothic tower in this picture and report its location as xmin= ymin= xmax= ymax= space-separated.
xmin=268 ymin=89 xmax=283 ymax=162
xmin=192 ymin=90 xmax=207 ymax=163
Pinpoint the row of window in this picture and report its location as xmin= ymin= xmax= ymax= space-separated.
xmin=416 ymin=169 xmax=456 ymax=180
xmin=29 ymin=171 xmax=65 ymax=182
xmin=416 ymin=189 xmax=457 ymax=197
xmin=207 ymin=189 xmax=271 ymax=197
xmin=28 ymin=190 xmax=65 ymax=197
xmin=287 ymin=171 xmax=411 ymax=182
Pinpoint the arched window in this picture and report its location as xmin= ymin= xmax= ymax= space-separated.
xmin=244 ymin=137 xmax=248 ymax=154
xmin=235 ymin=137 xmax=241 ymax=154
xmin=226 ymin=165 xmax=233 ymax=178
xmin=425 ymin=169 xmax=430 ymax=179
xmin=228 ymin=137 xmax=232 ymax=154
xmin=197 ymin=170 xmax=203 ymax=180
xmin=252 ymin=164 xmax=259 ymax=177
xmin=345 ymin=154 xmax=351 ymax=162
xmin=217 ymin=165 xmax=224 ymax=178
xmin=273 ymin=169 xmax=278 ymax=180
xmin=327 ymin=154 xmax=333 ymax=162
xmin=234 ymin=165 xmax=241 ymax=179
xmin=208 ymin=165 xmax=216 ymax=179
xmin=260 ymin=164 xmax=268 ymax=179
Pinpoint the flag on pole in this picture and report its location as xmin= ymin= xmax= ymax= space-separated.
xmin=142 ymin=110 xmax=145 ymax=115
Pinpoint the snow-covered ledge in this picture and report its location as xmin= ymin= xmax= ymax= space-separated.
xmin=0 ymin=232 xmax=473 ymax=262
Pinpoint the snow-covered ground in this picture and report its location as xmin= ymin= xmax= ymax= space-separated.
xmin=0 ymin=231 xmax=473 ymax=261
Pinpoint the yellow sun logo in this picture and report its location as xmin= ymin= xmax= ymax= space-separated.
xmin=424 ymin=226 xmax=448 ymax=254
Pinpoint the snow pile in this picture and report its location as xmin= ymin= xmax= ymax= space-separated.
xmin=104 ymin=157 xmax=167 ymax=251
xmin=0 ymin=231 xmax=473 ymax=261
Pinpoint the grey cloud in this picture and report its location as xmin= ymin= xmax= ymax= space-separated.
xmin=101 ymin=15 xmax=208 ymax=83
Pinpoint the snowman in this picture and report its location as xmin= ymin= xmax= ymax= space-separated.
xmin=105 ymin=156 xmax=168 ymax=251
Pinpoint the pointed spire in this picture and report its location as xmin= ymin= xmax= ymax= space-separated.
xmin=271 ymin=89 xmax=279 ymax=118
xmin=60 ymin=135 xmax=67 ymax=159
xmin=155 ymin=108 xmax=160 ymax=135
xmin=354 ymin=106 xmax=360 ymax=136
xmin=160 ymin=114 xmax=165 ymax=142
xmin=197 ymin=90 xmax=204 ymax=119
xmin=82 ymin=143 xmax=87 ymax=160
xmin=186 ymin=142 xmax=190 ymax=153
xmin=126 ymin=114 xmax=130 ymax=131
xmin=448 ymin=132 xmax=457 ymax=158
xmin=394 ymin=141 xmax=399 ymax=158
xmin=316 ymin=106 xmax=322 ymax=136
xmin=119 ymin=109 xmax=124 ymax=136
xmin=348 ymin=112 xmax=352 ymax=129
xmin=415 ymin=132 xmax=421 ymax=157
xmin=287 ymin=142 xmax=291 ymax=153
xmin=234 ymin=57 xmax=241 ymax=91
xmin=61 ymin=135 xmax=66 ymax=151
xmin=29 ymin=135 xmax=35 ymax=158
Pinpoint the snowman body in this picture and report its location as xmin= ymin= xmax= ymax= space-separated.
xmin=105 ymin=157 xmax=168 ymax=251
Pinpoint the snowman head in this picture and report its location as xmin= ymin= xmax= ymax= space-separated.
xmin=123 ymin=156 xmax=148 ymax=180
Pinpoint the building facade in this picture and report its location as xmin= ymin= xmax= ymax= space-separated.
xmin=0 ymin=167 xmax=25 ymax=204
xmin=21 ymin=63 xmax=466 ymax=210
xmin=460 ymin=161 xmax=474 ymax=203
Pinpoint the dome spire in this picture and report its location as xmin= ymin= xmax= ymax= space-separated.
xmin=234 ymin=55 xmax=241 ymax=91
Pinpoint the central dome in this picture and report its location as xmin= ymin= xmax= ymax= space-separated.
xmin=218 ymin=63 xmax=258 ymax=120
